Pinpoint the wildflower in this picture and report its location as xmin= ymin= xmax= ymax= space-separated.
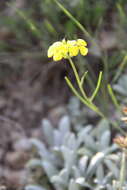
xmin=114 ymin=136 xmax=127 ymax=149
xmin=67 ymin=40 xmax=79 ymax=57
xmin=47 ymin=41 xmax=68 ymax=61
xmin=76 ymin=39 xmax=88 ymax=56
xmin=47 ymin=39 xmax=88 ymax=61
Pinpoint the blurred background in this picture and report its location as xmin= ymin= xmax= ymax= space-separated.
xmin=0 ymin=0 xmax=127 ymax=189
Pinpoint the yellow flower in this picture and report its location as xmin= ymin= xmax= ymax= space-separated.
xmin=79 ymin=46 xmax=88 ymax=56
xmin=53 ymin=52 xmax=63 ymax=61
xmin=47 ymin=39 xmax=88 ymax=61
xmin=67 ymin=40 xmax=79 ymax=57
xmin=77 ymin=39 xmax=87 ymax=46
xmin=76 ymin=39 xmax=88 ymax=56
xmin=47 ymin=40 xmax=68 ymax=61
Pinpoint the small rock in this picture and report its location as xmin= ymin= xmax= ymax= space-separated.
xmin=4 ymin=169 xmax=26 ymax=188
xmin=6 ymin=151 xmax=29 ymax=170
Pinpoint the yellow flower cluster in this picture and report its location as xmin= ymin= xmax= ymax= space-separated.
xmin=47 ymin=39 xmax=88 ymax=61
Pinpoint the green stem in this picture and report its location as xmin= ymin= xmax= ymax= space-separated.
xmin=119 ymin=149 xmax=126 ymax=190
xmin=14 ymin=6 xmax=42 ymax=38
xmin=68 ymin=57 xmax=105 ymax=116
xmin=68 ymin=57 xmax=87 ymax=99
xmin=65 ymin=76 xmax=104 ymax=117
xmin=107 ymin=84 xmax=120 ymax=111
xmin=53 ymin=0 xmax=95 ymax=44
xmin=66 ymin=59 xmax=126 ymax=134
xmin=101 ymin=52 xmax=109 ymax=114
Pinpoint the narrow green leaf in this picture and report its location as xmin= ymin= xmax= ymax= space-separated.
xmin=90 ymin=71 xmax=103 ymax=101
xmin=107 ymin=84 xmax=120 ymax=110
xmin=52 ymin=0 xmax=94 ymax=43
xmin=65 ymin=76 xmax=89 ymax=107
xmin=65 ymin=76 xmax=104 ymax=117
xmin=80 ymin=71 xmax=88 ymax=86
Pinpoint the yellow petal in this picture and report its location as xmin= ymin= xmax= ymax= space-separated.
xmin=47 ymin=41 xmax=62 ymax=57
xmin=67 ymin=40 xmax=77 ymax=46
xmin=62 ymin=39 xmax=66 ymax=44
xmin=47 ymin=46 xmax=54 ymax=57
xmin=52 ymin=41 xmax=63 ymax=47
xmin=47 ymin=39 xmax=88 ymax=61
xmin=69 ymin=46 xmax=79 ymax=57
xmin=53 ymin=53 xmax=63 ymax=61
xmin=77 ymin=39 xmax=87 ymax=46
xmin=61 ymin=45 xmax=68 ymax=56
xmin=79 ymin=47 xmax=88 ymax=56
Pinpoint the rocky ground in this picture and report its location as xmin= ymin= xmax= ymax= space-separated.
xmin=0 ymin=58 xmax=69 ymax=190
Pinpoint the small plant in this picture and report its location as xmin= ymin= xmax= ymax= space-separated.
xmin=47 ymin=38 xmax=103 ymax=117
xmin=14 ymin=0 xmax=127 ymax=189
xmin=25 ymin=116 xmax=123 ymax=190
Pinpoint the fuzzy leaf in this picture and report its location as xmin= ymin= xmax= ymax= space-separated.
xmin=72 ymin=166 xmax=81 ymax=178
xmin=104 ymin=159 xmax=119 ymax=178
xmin=42 ymin=119 xmax=54 ymax=146
xmin=59 ymin=168 xmax=69 ymax=183
xmin=75 ymin=177 xmax=85 ymax=185
xmin=69 ymin=179 xmax=79 ymax=190
xmin=54 ymin=116 xmax=70 ymax=147
xmin=75 ymin=178 xmax=93 ymax=189
xmin=61 ymin=146 xmax=76 ymax=170
xmin=77 ymin=125 xmax=92 ymax=146
xmin=103 ymin=172 xmax=114 ymax=185
xmin=42 ymin=160 xmax=58 ymax=179
xmin=86 ymin=152 xmax=105 ymax=178
xmin=67 ymin=97 xmax=80 ymax=116
xmin=51 ymin=168 xmax=69 ymax=185
xmin=95 ymin=164 xmax=104 ymax=184
xmin=59 ymin=115 xmax=70 ymax=134
xmin=63 ymin=132 xmax=77 ymax=150
xmin=106 ymin=184 xmax=114 ymax=190
xmin=25 ymin=185 xmax=46 ymax=190
xmin=51 ymin=175 xmax=66 ymax=186
xmin=78 ymin=156 xmax=89 ymax=175
xmin=84 ymin=134 xmax=97 ymax=152
xmin=78 ymin=147 xmax=93 ymax=157
xmin=92 ymin=119 xmax=109 ymax=139
xmin=54 ymin=129 xmax=62 ymax=146
xmin=104 ymin=144 xmax=118 ymax=155
xmin=99 ymin=130 xmax=111 ymax=150
xmin=26 ymin=159 xmax=42 ymax=168
xmin=29 ymin=139 xmax=49 ymax=159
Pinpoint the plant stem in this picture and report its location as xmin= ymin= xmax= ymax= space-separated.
xmin=66 ymin=58 xmax=126 ymax=134
xmin=119 ymin=148 xmax=126 ymax=190
xmin=107 ymin=84 xmax=120 ymax=111
xmin=67 ymin=57 xmax=105 ymax=118
xmin=68 ymin=57 xmax=87 ymax=99
xmin=65 ymin=76 xmax=104 ymax=117
xmin=52 ymin=0 xmax=95 ymax=45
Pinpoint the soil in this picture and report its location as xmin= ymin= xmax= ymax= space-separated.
xmin=0 ymin=57 xmax=69 ymax=190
